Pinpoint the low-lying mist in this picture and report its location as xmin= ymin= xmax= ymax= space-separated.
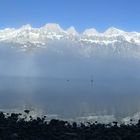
xmin=0 ymin=43 xmax=140 ymax=121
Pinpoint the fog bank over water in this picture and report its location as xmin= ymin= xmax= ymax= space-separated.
xmin=0 ymin=43 xmax=140 ymax=120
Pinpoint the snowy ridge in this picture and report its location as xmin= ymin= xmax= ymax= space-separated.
xmin=0 ymin=23 xmax=140 ymax=57
xmin=0 ymin=23 xmax=140 ymax=44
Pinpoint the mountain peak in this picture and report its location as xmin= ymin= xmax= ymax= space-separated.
xmin=20 ymin=24 xmax=32 ymax=30
xmin=42 ymin=23 xmax=64 ymax=33
xmin=104 ymin=27 xmax=124 ymax=35
xmin=67 ymin=26 xmax=78 ymax=35
xmin=83 ymin=28 xmax=99 ymax=36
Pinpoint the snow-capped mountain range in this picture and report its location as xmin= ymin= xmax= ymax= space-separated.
xmin=0 ymin=23 xmax=140 ymax=57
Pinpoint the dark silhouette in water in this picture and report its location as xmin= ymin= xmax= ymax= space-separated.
xmin=0 ymin=111 xmax=140 ymax=139
xmin=66 ymin=79 xmax=70 ymax=82
xmin=90 ymin=75 xmax=94 ymax=87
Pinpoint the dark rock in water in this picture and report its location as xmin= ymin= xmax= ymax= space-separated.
xmin=24 ymin=110 xmax=30 ymax=114
xmin=10 ymin=133 xmax=19 ymax=139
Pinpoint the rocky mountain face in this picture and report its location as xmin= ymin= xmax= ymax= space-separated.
xmin=0 ymin=23 xmax=140 ymax=58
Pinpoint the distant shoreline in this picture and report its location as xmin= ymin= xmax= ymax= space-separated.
xmin=0 ymin=111 xmax=139 ymax=139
